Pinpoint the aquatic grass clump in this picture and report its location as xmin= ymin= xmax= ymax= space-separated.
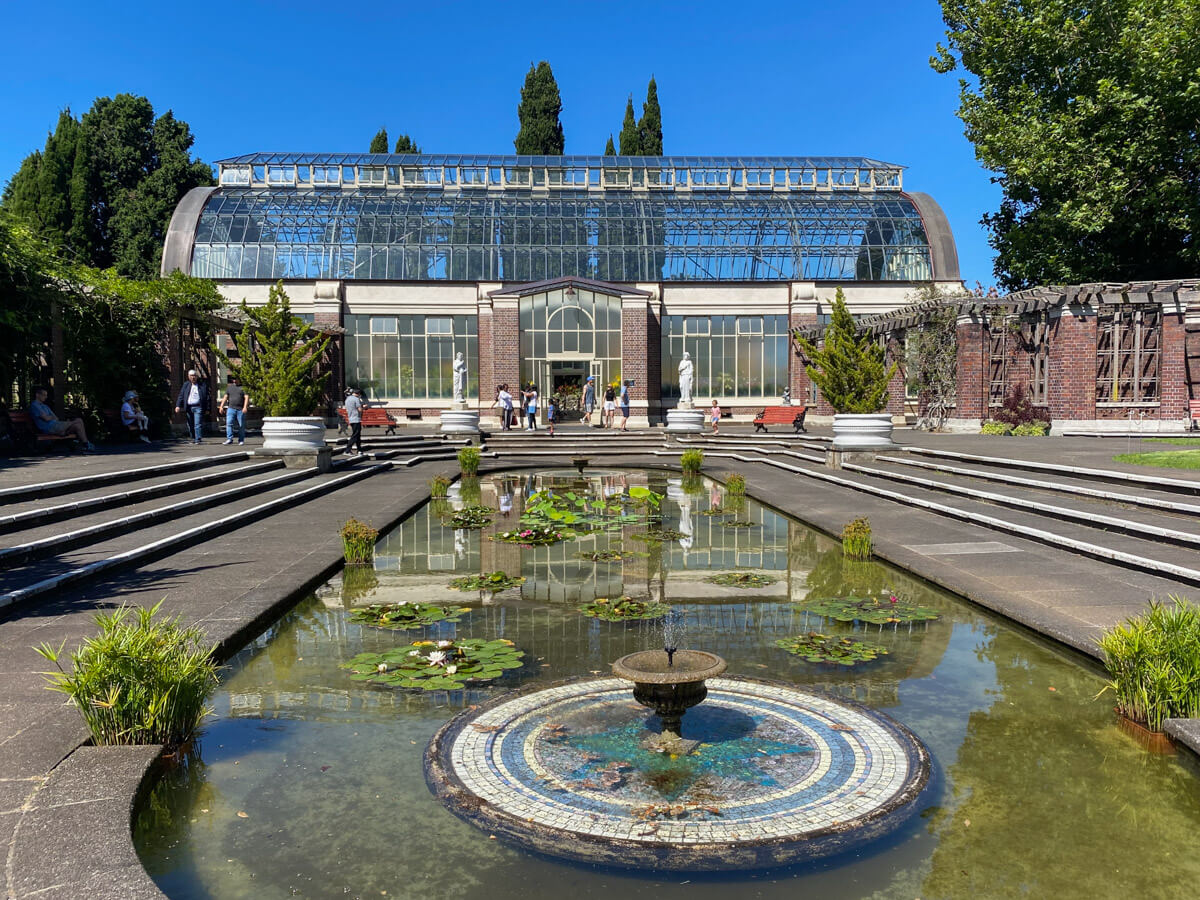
xmin=724 ymin=473 xmax=746 ymax=494
xmin=580 ymin=597 xmax=671 ymax=622
xmin=841 ymin=517 xmax=872 ymax=560
xmin=342 ymin=638 xmax=524 ymax=690
xmin=680 ymin=448 xmax=704 ymax=474
xmin=776 ymin=633 xmax=888 ymax=665
xmin=36 ymin=601 xmax=218 ymax=747
xmin=1098 ymin=597 xmax=1200 ymax=732
xmin=340 ymin=518 xmax=379 ymax=565
xmin=349 ymin=603 xmax=470 ymax=630
xmin=430 ymin=474 xmax=452 ymax=497
xmin=457 ymin=446 xmax=481 ymax=476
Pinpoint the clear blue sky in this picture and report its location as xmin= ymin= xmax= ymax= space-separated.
xmin=0 ymin=0 xmax=1000 ymax=285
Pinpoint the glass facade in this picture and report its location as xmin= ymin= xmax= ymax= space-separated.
xmin=518 ymin=288 xmax=622 ymax=387
xmin=661 ymin=315 xmax=790 ymax=400
xmin=190 ymin=190 xmax=933 ymax=283
xmin=344 ymin=314 xmax=477 ymax=401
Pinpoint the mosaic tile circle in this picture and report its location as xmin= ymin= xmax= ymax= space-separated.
xmin=425 ymin=676 xmax=930 ymax=871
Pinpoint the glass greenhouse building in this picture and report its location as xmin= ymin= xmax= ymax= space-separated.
xmin=163 ymin=153 xmax=960 ymax=423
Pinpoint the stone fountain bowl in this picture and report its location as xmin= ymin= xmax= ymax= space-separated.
xmin=611 ymin=649 xmax=726 ymax=684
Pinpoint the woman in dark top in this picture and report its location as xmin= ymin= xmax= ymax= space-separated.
xmin=603 ymin=384 xmax=616 ymax=428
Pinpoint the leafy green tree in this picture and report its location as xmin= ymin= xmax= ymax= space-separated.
xmin=2 ymin=94 xmax=213 ymax=278
xmin=604 ymin=134 xmax=616 ymax=156
xmin=393 ymin=134 xmax=420 ymax=153
xmin=795 ymin=288 xmax=895 ymax=413
xmin=932 ymin=0 xmax=1200 ymax=288
xmin=369 ymin=127 xmax=389 ymax=153
xmin=618 ymin=95 xmax=641 ymax=155
xmin=637 ymin=77 xmax=663 ymax=155
xmin=514 ymin=61 xmax=565 ymax=154
xmin=215 ymin=281 xmax=332 ymax=417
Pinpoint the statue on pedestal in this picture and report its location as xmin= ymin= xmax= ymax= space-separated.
xmin=452 ymin=352 xmax=467 ymax=405
xmin=678 ymin=351 xmax=694 ymax=406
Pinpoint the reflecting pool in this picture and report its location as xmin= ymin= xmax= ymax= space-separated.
xmin=135 ymin=471 xmax=1200 ymax=899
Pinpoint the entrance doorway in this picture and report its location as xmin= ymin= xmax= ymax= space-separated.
xmin=549 ymin=360 xmax=588 ymax=422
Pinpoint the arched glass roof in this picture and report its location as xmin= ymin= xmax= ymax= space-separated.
xmin=189 ymin=189 xmax=934 ymax=283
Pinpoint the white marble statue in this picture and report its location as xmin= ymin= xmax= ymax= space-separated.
xmin=452 ymin=352 xmax=467 ymax=404
xmin=678 ymin=351 xmax=694 ymax=405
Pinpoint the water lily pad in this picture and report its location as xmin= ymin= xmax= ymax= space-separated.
xmin=492 ymin=524 xmax=571 ymax=545
xmin=631 ymin=529 xmax=687 ymax=542
xmin=720 ymin=520 xmax=756 ymax=528
xmin=443 ymin=505 xmax=495 ymax=529
xmin=775 ymin=633 xmax=888 ymax=665
xmin=704 ymin=572 xmax=777 ymax=589
xmin=449 ymin=571 xmax=525 ymax=593
xmin=341 ymin=638 xmax=525 ymax=690
xmin=794 ymin=593 xmax=940 ymax=625
xmin=579 ymin=597 xmax=671 ymax=622
xmin=348 ymin=603 xmax=470 ymax=630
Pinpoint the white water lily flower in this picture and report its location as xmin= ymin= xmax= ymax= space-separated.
xmin=437 ymin=640 xmax=453 ymax=648
xmin=376 ymin=663 xmax=388 ymax=673
xmin=428 ymin=651 xmax=448 ymax=665
xmin=444 ymin=665 xmax=458 ymax=675
xmin=408 ymin=650 xmax=420 ymax=656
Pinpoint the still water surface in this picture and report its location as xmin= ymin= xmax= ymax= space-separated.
xmin=135 ymin=471 xmax=1200 ymax=900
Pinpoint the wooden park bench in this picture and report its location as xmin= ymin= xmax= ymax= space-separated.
xmin=337 ymin=406 xmax=398 ymax=435
xmin=1189 ymin=399 xmax=1200 ymax=430
xmin=403 ymin=408 xmax=423 ymax=421
xmin=6 ymin=410 xmax=78 ymax=451
xmin=753 ymin=405 xmax=809 ymax=434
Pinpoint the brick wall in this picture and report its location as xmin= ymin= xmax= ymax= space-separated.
xmin=954 ymin=317 xmax=987 ymax=420
xmin=1047 ymin=307 xmax=1097 ymax=420
xmin=788 ymin=311 xmax=816 ymax=408
xmin=490 ymin=304 xmax=521 ymax=396
xmin=621 ymin=300 xmax=649 ymax=405
xmin=1160 ymin=310 xmax=1187 ymax=418
xmin=884 ymin=333 xmax=906 ymax=415
xmin=646 ymin=304 xmax=662 ymax=420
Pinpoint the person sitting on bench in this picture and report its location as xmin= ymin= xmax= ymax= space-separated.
xmin=121 ymin=390 xmax=151 ymax=443
xmin=30 ymin=387 xmax=94 ymax=451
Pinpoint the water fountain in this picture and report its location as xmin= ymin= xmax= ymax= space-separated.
xmin=571 ymin=455 xmax=590 ymax=477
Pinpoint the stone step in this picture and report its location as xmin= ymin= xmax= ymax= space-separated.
xmin=0 ymin=452 xmax=253 ymax=504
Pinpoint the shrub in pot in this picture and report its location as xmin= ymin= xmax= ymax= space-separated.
xmin=794 ymin=288 xmax=897 ymax=450
xmin=214 ymin=281 xmax=331 ymax=450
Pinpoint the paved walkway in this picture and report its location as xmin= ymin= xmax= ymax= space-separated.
xmin=1 ymin=429 xmax=1199 ymax=898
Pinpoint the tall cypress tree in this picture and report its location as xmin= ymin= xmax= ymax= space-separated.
xmin=618 ymin=95 xmax=640 ymax=155
xmin=637 ymin=77 xmax=663 ymax=155
xmin=369 ymin=128 xmax=389 ymax=153
xmin=604 ymin=134 xmax=616 ymax=156
xmin=393 ymin=134 xmax=420 ymax=153
xmin=514 ymin=61 xmax=565 ymax=154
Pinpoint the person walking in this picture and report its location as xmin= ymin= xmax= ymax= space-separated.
xmin=619 ymin=380 xmax=631 ymax=432
xmin=219 ymin=376 xmax=250 ymax=445
xmin=29 ymin=387 xmax=95 ymax=451
xmin=709 ymin=398 xmax=721 ymax=435
xmin=174 ymin=369 xmax=209 ymax=444
xmin=603 ymin=383 xmax=616 ymax=428
xmin=345 ymin=387 xmax=364 ymax=453
xmin=582 ymin=375 xmax=596 ymax=426
xmin=523 ymin=383 xmax=539 ymax=431
xmin=120 ymin=390 xmax=151 ymax=443
xmin=546 ymin=396 xmax=557 ymax=437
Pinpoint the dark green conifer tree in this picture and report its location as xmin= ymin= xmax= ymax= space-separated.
xmin=369 ymin=128 xmax=389 ymax=152
xmin=393 ymin=134 xmax=420 ymax=153
xmin=604 ymin=134 xmax=616 ymax=156
xmin=637 ymin=77 xmax=663 ymax=155
xmin=514 ymin=61 xmax=565 ymax=154
xmin=618 ymin=95 xmax=641 ymax=155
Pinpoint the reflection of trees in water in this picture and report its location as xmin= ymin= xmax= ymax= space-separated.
xmin=134 ymin=746 xmax=220 ymax=870
xmin=921 ymin=627 xmax=1200 ymax=899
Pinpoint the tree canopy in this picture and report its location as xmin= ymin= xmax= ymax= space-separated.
xmin=604 ymin=134 xmax=616 ymax=156
xmin=369 ymin=128 xmax=389 ymax=153
xmin=393 ymin=134 xmax=420 ymax=153
xmin=638 ymin=77 xmax=663 ymax=155
xmin=2 ymin=94 xmax=213 ymax=279
xmin=619 ymin=95 xmax=640 ymax=155
xmin=933 ymin=0 xmax=1200 ymax=288
xmin=514 ymin=61 xmax=565 ymax=154
xmin=795 ymin=288 xmax=895 ymax=414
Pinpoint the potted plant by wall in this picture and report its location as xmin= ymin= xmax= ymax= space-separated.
xmin=795 ymin=288 xmax=897 ymax=450
xmin=215 ymin=281 xmax=331 ymax=451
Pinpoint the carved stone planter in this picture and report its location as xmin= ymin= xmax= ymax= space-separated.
xmin=831 ymin=413 xmax=895 ymax=451
xmin=261 ymin=416 xmax=325 ymax=451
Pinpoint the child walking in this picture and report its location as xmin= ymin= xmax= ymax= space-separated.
xmin=547 ymin=397 xmax=557 ymax=436
xmin=710 ymin=399 xmax=721 ymax=434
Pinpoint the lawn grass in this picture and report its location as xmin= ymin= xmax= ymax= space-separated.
xmin=1142 ymin=437 xmax=1200 ymax=447
xmin=1113 ymin=449 xmax=1200 ymax=469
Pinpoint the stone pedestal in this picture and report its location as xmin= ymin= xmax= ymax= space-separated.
xmin=254 ymin=445 xmax=333 ymax=472
xmin=665 ymin=402 xmax=704 ymax=433
xmin=440 ymin=404 xmax=481 ymax=435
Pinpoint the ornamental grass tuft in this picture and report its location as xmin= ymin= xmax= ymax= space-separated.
xmin=1098 ymin=597 xmax=1200 ymax=732
xmin=841 ymin=517 xmax=873 ymax=560
xmin=680 ymin=448 xmax=704 ymax=474
xmin=458 ymin=446 xmax=481 ymax=476
xmin=724 ymin=472 xmax=746 ymax=494
xmin=340 ymin=518 xmax=379 ymax=565
xmin=35 ymin=601 xmax=218 ymax=747
xmin=430 ymin=474 xmax=452 ymax=498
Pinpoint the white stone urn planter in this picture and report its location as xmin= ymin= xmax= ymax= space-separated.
xmin=831 ymin=413 xmax=895 ymax=450
xmin=261 ymin=416 xmax=326 ymax=451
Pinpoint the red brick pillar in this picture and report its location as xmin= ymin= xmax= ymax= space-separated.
xmin=789 ymin=285 xmax=818 ymax=408
xmin=1046 ymin=304 xmax=1097 ymax=425
xmin=485 ymin=294 xmax=521 ymax=427
xmin=1159 ymin=305 xmax=1187 ymax=419
xmin=955 ymin=314 xmax=987 ymax=422
xmin=620 ymin=295 xmax=650 ymax=426
xmin=884 ymin=332 xmax=906 ymax=418
xmin=313 ymin=280 xmax=344 ymax=417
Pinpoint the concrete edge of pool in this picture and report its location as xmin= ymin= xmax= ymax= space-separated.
xmin=17 ymin=456 xmax=1200 ymax=900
